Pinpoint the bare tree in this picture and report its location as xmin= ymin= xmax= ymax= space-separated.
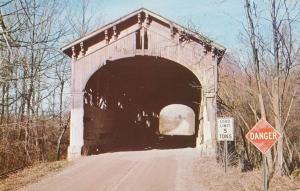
xmin=0 ymin=0 xmax=72 ymax=174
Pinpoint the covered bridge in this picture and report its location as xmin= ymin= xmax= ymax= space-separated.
xmin=62 ymin=8 xmax=225 ymax=159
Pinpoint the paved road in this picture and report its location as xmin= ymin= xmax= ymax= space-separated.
xmin=21 ymin=148 xmax=206 ymax=191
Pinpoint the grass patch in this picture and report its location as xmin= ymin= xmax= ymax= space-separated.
xmin=0 ymin=160 xmax=69 ymax=191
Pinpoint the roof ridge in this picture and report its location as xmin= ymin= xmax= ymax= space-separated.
xmin=62 ymin=8 xmax=225 ymax=53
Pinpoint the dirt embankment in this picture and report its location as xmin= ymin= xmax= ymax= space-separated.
xmin=0 ymin=161 xmax=68 ymax=191
xmin=194 ymin=157 xmax=300 ymax=191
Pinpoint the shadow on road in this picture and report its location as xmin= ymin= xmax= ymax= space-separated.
xmin=83 ymin=135 xmax=196 ymax=155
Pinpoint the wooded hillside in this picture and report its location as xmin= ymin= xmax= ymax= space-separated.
xmin=218 ymin=0 xmax=300 ymax=185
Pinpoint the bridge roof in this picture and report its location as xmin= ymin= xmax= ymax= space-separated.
xmin=62 ymin=8 xmax=226 ymax=57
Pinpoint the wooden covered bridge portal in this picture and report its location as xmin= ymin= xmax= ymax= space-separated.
xmin=62 ymin=8 xmax=225 ymax=159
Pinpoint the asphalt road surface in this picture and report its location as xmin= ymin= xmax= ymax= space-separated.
xmin=21 ymin=148 xmax=206 ymax=191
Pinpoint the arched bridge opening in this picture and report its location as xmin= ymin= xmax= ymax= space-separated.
xmin=83 ymin=56 xmax=201 ymax=155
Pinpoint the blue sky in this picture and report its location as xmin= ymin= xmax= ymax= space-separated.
xmin=85 ymin=0 xmax=246 ymax=52
xmin=71 ymin=0 xmax=300 ymax=53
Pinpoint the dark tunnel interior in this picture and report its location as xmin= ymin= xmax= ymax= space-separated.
xmin=82 ymin=56 xmax=201 ymax=155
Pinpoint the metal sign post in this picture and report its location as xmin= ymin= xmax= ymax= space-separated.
xmin=217 ymin=117 xmax=234 ymax=174
xmin=224 ymin=140 xmax=227 ymax=173
xmin=245 ymin=119 xmax=281 ymax=191
xmin=263 ymin=155 xmax=267 ymax=191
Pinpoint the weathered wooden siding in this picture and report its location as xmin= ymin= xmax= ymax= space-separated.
xmin=73 ymin=26 xmax=216 ymax=94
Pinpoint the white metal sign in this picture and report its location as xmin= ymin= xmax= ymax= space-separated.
xmin=217 ymin=117 xmax=234 ymax=141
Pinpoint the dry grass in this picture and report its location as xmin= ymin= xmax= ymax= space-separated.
xmin=0 ymin=160 xmax=69 ymax=191
xmin=194 ymin=157 xmax=300 ymax=191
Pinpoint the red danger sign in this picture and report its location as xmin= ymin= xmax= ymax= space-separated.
xmin=246 ymin=119 xmax=281 ymax=154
